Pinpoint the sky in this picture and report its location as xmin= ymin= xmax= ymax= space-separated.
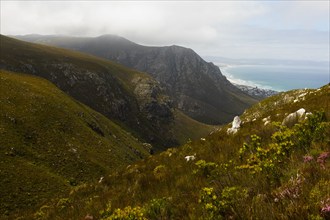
xmin=1 ymin=1 xmax=329 ymax=62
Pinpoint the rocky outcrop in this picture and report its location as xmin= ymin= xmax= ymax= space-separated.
xmin=132 ymin=77 xmax=173 ymax=120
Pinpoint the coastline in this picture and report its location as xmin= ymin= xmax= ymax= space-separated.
xmin=217 ymin=63 xmax=329 ymax=92
xmin=219 ymin=64 xmax=279 ymax=91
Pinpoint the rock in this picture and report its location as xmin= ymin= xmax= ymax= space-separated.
xmin=98 ymin=176 xmax=104 ymax=183
xmin=232 ymin=116 xmax=241 ymax=129
xmin=296 ymin=108 xmax=306 ymax=117
xmin=262 ymin=116 xmax=271 ymax=126
xmin=185 ymin=154 xmax=196 ymax=161
xmin=227 ymin=116 xmax=241 ymax=134
xmin=282 ymin=108 xmax=306 ymax=127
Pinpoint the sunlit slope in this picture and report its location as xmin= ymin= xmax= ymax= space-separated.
xmin=34 ymin=85 xmax=330 ymax=220
xmin=0 ymin=70 xmax=150 ymax=217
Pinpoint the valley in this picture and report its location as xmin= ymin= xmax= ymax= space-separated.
xmin=0 ymin=34 xmax=329 ymax=219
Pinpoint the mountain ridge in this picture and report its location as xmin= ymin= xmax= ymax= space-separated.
xmin=14 ymin=34 xmax=258 ymax=124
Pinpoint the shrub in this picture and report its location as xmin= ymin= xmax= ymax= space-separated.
xmin=237 ymin=112 xmax=326 ymax=184
xmin=309 ymin=179 xmax=330 ymax=214
xmin=33 ymin=205 xmax=50 ymax=220
xmin=199 ymin=186 xmax=248 ymax=219
xmin=56 ymin=198 xmax=71 ymax=211
xmin=99 ymin=202 xmax=112 ymax=219
xmin=153 ymin=165 xmax=167 ymax=181
xmin=294 ymin=111 xmax=326 ymax=150
xmin=144 ymin=198 xmax=172 ymax=219
xmin=199 ymin=187 xmax=220 ymax=219
xmin=101 ymin=206 xmax=146 ymax=220
xmin=194 ymin=160 xmax=218 ymax=178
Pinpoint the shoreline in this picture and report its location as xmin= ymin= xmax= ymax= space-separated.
xmin=217 ymin=62 xmax=329 ymax=92
xmin=219 ymin=64 xmax=279 ymax=91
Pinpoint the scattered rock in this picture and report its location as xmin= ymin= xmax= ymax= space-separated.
xmin=98 ymin=176 xmax=104 ymax=183
xmin=262 ymin=116 xmax=271 ymax=126
xmin=185 ymin=154 xmax=196 ymax=162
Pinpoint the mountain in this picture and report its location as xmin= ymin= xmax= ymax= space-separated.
xmin=0 ymin=35 xmax=214 ymax=149
xmin=25 ymin=84 xmax=329 ymax=220
xmin=0 ymin=70 xmax=152 ymax=217
xmin=14 ymin=34 xmax=258 ymax=124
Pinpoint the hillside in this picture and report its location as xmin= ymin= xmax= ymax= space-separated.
xmin=0 ymin=70 xmax=152 ymax=218
xmin=25 ymin=84 xmax=329 ymax=220
xmin=0 ymin=35 xmax=214 ymax=149
xmin=14 ymin=34 xmax=258 ymax=124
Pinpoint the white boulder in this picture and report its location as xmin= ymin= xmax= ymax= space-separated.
xmin=227 ymin=116 xmax=241 ymax=134
xmin=282 ymin=108 xmax=306 ymax=127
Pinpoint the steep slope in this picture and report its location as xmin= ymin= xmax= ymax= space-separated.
xmin=0 ymin=70 xmax=151 ymax=218
xmin=15 ymin=34 xmax=258 ymax=124
xmin=0 ymin=35 xmax=213 ymax=149
xmin=32 ymin=85 xmax=329 ymax=219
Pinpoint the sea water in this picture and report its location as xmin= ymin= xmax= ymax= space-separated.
xmin=220 ymin=64 xmax=329 ymax=91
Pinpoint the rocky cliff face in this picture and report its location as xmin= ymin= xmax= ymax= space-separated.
xmin=15 ymin=35 xmax=258 ymax=124
xmin=110 ymin=42 xmax=258 ymax=124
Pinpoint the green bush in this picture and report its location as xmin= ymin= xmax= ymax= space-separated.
xmin=144 ymin=198 xmax=172 ymax=219
xmin=199 ymin=186 xmax=248 ymax=219
xmin=194 ymin=160 xmax=218 ymax=178
xmin=153 ymin=165 xmax=167 ymax=181
xmin=101 ymin=206 xmax=146 ymax=220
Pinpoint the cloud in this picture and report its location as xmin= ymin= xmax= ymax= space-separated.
xmin=1 ymin=1 xmax=329 ymax=61
xmin=1 ymin=1 xmax=265 ymax=41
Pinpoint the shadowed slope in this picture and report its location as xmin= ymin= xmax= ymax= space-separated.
xmin=14 ymin=34 xmax=258 ymax=124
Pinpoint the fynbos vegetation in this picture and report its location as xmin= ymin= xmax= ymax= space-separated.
xmin=6 ymin=84 xmax=327 ymax=219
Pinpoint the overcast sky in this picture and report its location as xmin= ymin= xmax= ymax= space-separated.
xmin=1 ymin=1 xmax=329 ymax=61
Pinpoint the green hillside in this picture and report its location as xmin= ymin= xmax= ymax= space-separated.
xmin=0 ymin=70 xmax=151 ymax=218
xmin=0 ymin=35 xmax=214 ymax=149
xmin=28 ymin=85 xmax=330 ymax=220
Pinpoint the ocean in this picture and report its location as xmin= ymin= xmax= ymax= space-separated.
xmin=219 ymin=64 xmax=330 ymax=91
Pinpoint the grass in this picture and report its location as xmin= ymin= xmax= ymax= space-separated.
xmin=0 ymin=70 xmax=150 ymax=218
xmin=28 ymin=84 xmax=329 ymax=220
